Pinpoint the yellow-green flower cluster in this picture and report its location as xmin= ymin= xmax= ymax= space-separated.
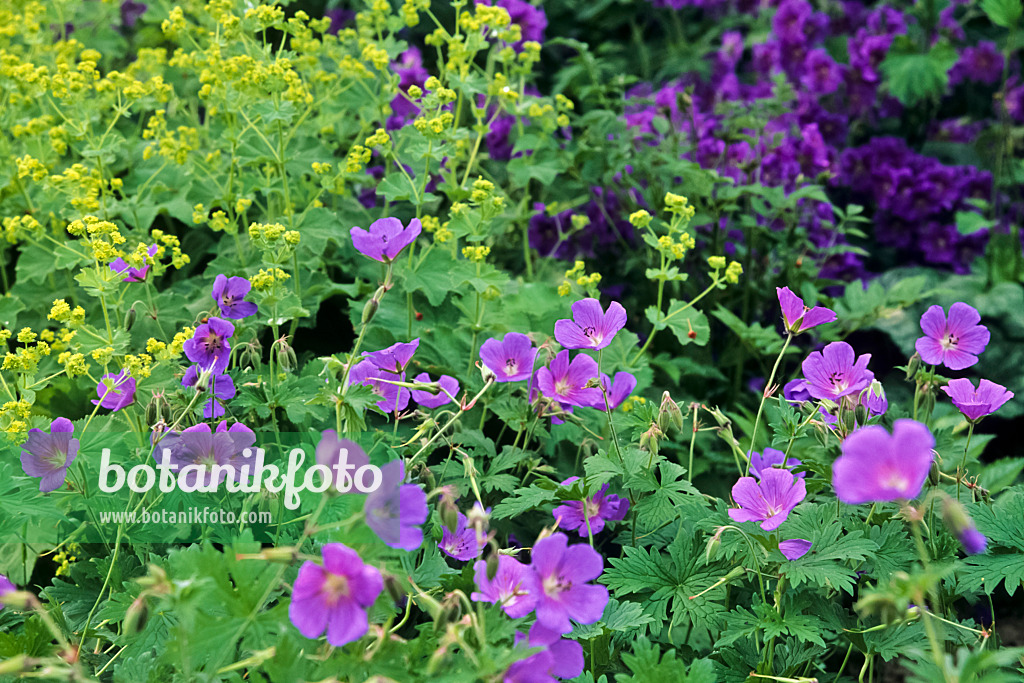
xmin=462 ymin=245 xmax=491 ymax=262
xmin=558 ymin=260 xmax=602 ymax=297
xmin=251 ymin=268 xmax=291 ymax=292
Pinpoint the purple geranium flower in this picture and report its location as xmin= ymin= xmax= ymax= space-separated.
xmin=783 ymin=378 xmax=812 ymax=403
xmin=525 ymin=532 xmax=609 ymax=634
xmin=582 ymin=371 xmax=637 ymax=411
xmin=776 ymin=286 xmax=837 ymax=334
xmin=505 ymin=622 xmax=584 ymax=683
xmin=410 ymin=372 xmax=460 ymax=409
xmin=862 ymin=380 xmax=888 ymax=417
xmin=801 ymin=341 xmax=874 ymax=401
xmin=552 ymin=477 xmax=629 ymax=537
xmin=183 ymin=317 xmax=234 ymax=374
xmin=439 ymin=512 xmax=486 ymax=561
xmin=941 ymin=378 xmax=1013 ymax=423
xmin=779 ymin=539 xmax=812 ymax=560
xmin=363 ymin=339 xmax=419 ymax=374
xmin=749 ymin=448 xmax=804 ymax=480
xmin=109 ymin=244 xmax=158 ymax=282
xmin=832 ymin=419 xmax=934 ymax=504
xmin=480 ymin=332 xmax=537 ymax=382
xmin=211 ymin=274 xmax=258 ymax=320
xmin=315 ymin=429 xmax=370 ymax=492
xmin=92 ymin=370 xmax=137 ymax=411
xmin=958 ymin=526 xmax=987 ymax=555
xmin=471 ymin=554 xmax=537 ymax=618
xmin=364 ymin=460 xmax=428 ymax=551
xmin=0 ymin=574 xmax=15 ymax=609
xmin=289 ymin=543 xmax=383 ymax=647
xmin=181 ymin=366 xmax=236 ymax=419
xmin=347 ymin=359 xmax=409 ymax=414
xmin=156 ymin=421 xmax=256 ymax=488
xmin=553 ymin=298 xmax=627 ymax=350
xmin=350 ymin=217 xmax=421 ymax=262
xmin=20 ymin=417 xmax=79 ymax=492
xmin=915 ymin=303 xmax=990 ymax=370
xmin=121 ymin=1 xmax=147 ymax=28
xmin=728 ymin=468 xmax=807 ymax=531
xmin=536 ymin=350 xmax=602 ymax=408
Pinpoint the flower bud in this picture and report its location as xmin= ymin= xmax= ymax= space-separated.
xmin=384 ymin=573 xmax=407 ymax=608
xmin=705 ymin=527 xmax=725 ymax=564
xmin=434 ymin=592 xmax=462 ymax=633
xmin=942 ymin=497 xmax=987 ymax=555
xmin=485 ymin=551 xmax=500 ymax=581
xmin=658 ymin=391 xmax=685 ymax=433
xmin=0 ymin=655 xmax=35 ymax=674
xmin=123 ymin=304 xmax=137 ymax=332
xmin=416 ymin=464 xmax=436 ymax=492
xmin=123 ymin=596 xmax=149 ymax=635
xmin=639 ymin=423 xmax=663 ymax=456
xmin=361 ymin=297 xmax=379 ymax=325
xmin=277 ymin=340 xmax=297 ymax=372
xmin=928 ymin=460 xmax=940 ymax=487
xmin=905 ymin=353 xmax=920 ymax=381
xmin=440 ymin=498 xmax=460 ymax=534
xmin=854 ymin=403 xmax=868 ymax=428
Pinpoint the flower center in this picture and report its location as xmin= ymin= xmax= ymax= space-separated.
xmin=504 ymin=358 xmax=518 ymax=375
xmin=584 ymin=499 xmax=601 ymax=519
xmin=322 ymin=572 xmax=350 ymax=607
xmin=204 ymin=334 xmax=223 ymax=352
xmin=554 ymin=379 xmax=571 ymax=396
xmin=941 ymin=333 xmax=959 ymax=351
xmin=581 ymin=325 xmax=600 ymax=343
xmin=882 ymin=470 xmax=908 ymax=491
xmin=826 ymin=371 xmax=848 ymax=394
xmin=542 ymin=572 xmax=571 ymax=598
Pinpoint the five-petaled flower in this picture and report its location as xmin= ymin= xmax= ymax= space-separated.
xmin=728 ymin=468 xmax=807 ymax=530
xmin=289 ymin=543 xmax=383 ymax=647
xmin=410 ymin=372 xmax=460 ymax=409
xmin=20 ymin=417 xmax=79 ymax=492
xmin=155 ymin=421 xmax=256 ymax=488
xmin=350 ymin=217 xmax=422 ymax=262
xmin=471 ymin=554 xmax=537 ymax=618
xmin=479 ymin=332 xmax=537 ymax=382
xmin=536 ymin=350 xmax=602 ymax=408
xmin=940 ymin=378 xmax=1013 ymax=423
xmin=554 ymin=298 xmax=627 ymax=350
xmin=181 ymin=366 xmax=236 ymax=419
xmin=915 ymin=302 xmax=990 ymax=370
xmin=183 ymin=317 xmax=235 ymax=374
xmin=439 ymin=512 xmax=486 ymax=561
xmin=552 ymin=477 xmax=629 ymax=537
xmin=832 ymin=419 xmax=934 ymax=504
xmin=92 ymin=370 xmax=137 ymax=411
xmin=211 ymin=274 xmax=258 ymax=319
xmin=364 ymin=460 xmax=428 ymax=551
xmin=776 ymin=286 xmax=837 ymax=334
xmin=524 ymin=532 xmax=609 ymax=634
xmin=581 ymin=371 xmax=637 ymax=411
xmin=800 ymin=341 xmax=874 ymax=401
xmin=749 ymin=448 xmax=804 ymax=480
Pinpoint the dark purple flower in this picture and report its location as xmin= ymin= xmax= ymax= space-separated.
xmin=801 ymin=341 xmax=874 ymax=401
xmin=92 ymin=370 xmax=137 ymax=411
xmin=410 ymin=372 xmax=460 ymax=409
xmin=439 ymin=512 xmax=486 ymax=561
xmin=776 ymin=286 xmax=837 ymax=334
xmin=915 ymin=303 xmax=990 ymax=371
xmin=315 ymin=429 xmax=370 ymax=492
xmin=20 ymin=417 xmax=79 ymax=492
xmin=582 ymin=371 xmax=637 ymax=411
xmin=289 ymin=543 xmax=383 ymax=646
xmin=480 ymin=332 xmax=537 ymax=382
xmin=553 ymin=298 xmax=627 ymax=350
xmin=363 ymin=339 xmax=419 ymax=374
xmin=536 ymin=350 xmax=602 ymax=408
xmin=525 ymin=532 xmax=608 ymax=634
xmin=324 ymin=8 xmax=355 ymax=34
xmin=728 ymin=468 xmax=806 ymax=531
xmin=471 ymin=554 xmax=537 ymax=618
xmin=364 ymin=460 xmax=428 ymax=552
xmin=109 ymin=244 xmax=158 ymax=282
xmin=121 ymin=1 xmax=147 ymax=28
xmin=505 ymin=622 xmax=584 ymax=683
xmin=951 ymin=41 xmax=1003 ymax=86
xmin=958 ymin=526 xmax=987 ymax=555
xmin=347 ymin=359 xmax=409 ymax=414
xmin=211 ymin=274 xmax=258 ymax=319
xmin=0 ymin=574 xmax=15 ymax=609
xmin=181 ymin=366 xmax=236 ymax=419
xmin=350 ymin=217 xmax=421 ymax=262
xmin=749 ymin=448 xmax=803 ymax=480
xmin=779 ymin=539 xmax=812 ymax=560
xmin=156 ymin=421 xmax=256 ymax=487
xmin=552 ymin=478 xmax=629 ymax=537
xmin=833 ymin=419 xmax=934 ymax=504
xmin=783 ymin=378 xmax=812 ymax=403
xmin=940 ymin=378 xmax=1013 ymax=422
xmin=183 ymin=317 xmax=235 ymax=374
xmin=801 ymin=49 xmax=842 ymax=94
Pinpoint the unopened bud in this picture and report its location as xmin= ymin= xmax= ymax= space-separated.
xmin=434 ymin=592 xmax=461 ymax=633
xmin=124 ymin=304 xmax=137 ymax=332
xmin=485 ymin=552 xmax=500 ymax=581
xmin=361 ymin=297 xmax=379 ymax=325
xmin=928 ymin=460 xmax=940 ymax=486
xmin=659 ymin=392 xmax=685 ymax=432
xmin=479 ymin=361 xmax=497 ymax=384
xmin=705 ymin=528 xmax=725 ymax=564
xmin=416 ymin=464 xmax=436 ymax=491
xmin=639 ymin=423 xmax=663 ymax=456
xmin=440 ymin=498 xmax=460 ymax=533
xmin=278 ymin=341 xmax=297 ymax=372
xmin=123 ymin=596 xmax=149 ymax=635
xmin=854 ymin=403 xmax=868 ymax=427
xmin=384 ymin=574 xmax=406 ymax=608
xmin=0 ymin=590 xmax=32 ymax=610
xmin=905 ymin=354 xmax=920 ymax=381
xmin=259 ymin=547 xmax=298 ymax=562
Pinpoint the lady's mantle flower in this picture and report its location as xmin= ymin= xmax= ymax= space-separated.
xmin=289 ymin=543 xmax=383 ymax=647
xmin=525 ymin=532 xmax=609 ymax=634
xmin=728 ymin=468 xmax=807 ymax=531
xmin=480 ymin=332 xmax=537 ymax=382
xmin=749 ymin=448 xmax=804 ymax=480
xmin=915 ymin=303 xmax=990 ymax=370
xmin=365 ymin=460 xmax=428 ymax=551
xmin=439 ymin=512 xmax=486 ymax=561
xmin=940 ymin=378 xmax=1013 ymax=423
xmin=20 ymin=417 xmax=79 ymax=492
xmin=92 ymin=371 xmax=137 ymax=411
xmin=776 ymin=286 xmax=837 ymax=334
xmin=779 ymin=539 xmax=812 ymax=561
xmin=552 ymin=477 xmax=629 ymax=537
xmin=832 ymin=419 xmax=934 ymax=504
xmin=211 ymin=274 xmax=258 ymax=320
xmin=471 ymin=554 xmax=537 ymax=618
xmin=183 ymin=317 xmax=234 ymax=374
xmin=554 ymin=298 xmax=627 ymax=350
xmin=181 ymin=366 xmax=236 ymax=419
xmin=505 ymin=622 xmax=584 ymax=683
xmin=350 ymin=217 xmax=422 ymax=262
xmin=536 ymin=350 xmax=602 ymax=408
xmin=110 ymin=244 xmax=158 ymax=282
xmin=410 ymin=372 xmax=460 ymax=409
xmin=800 ymin=341 xmax=873 ymax=401
xmin=157 ymin=421 xmax=256 ymax=487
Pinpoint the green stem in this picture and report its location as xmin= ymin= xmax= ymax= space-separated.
xmin=956 ymin=422 xmax=975 ymax=502
xmin=745 ymin=334 xmax=792 ymax=476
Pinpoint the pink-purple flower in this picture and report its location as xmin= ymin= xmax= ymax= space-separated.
xmin=800 ymin=341 xmax=874 ymax=401
xmin=749 ymin=448 xmax=804 ymax=480
xmin=92 ymin=370 xmax=137 ymax=411
xmin=524 ymin=532 xmax=608 ymax=634
xmin=480 ymin=332 xmax=537 ymax=382
xmin=410 ymin=372 xmax=460 ymax=409
xmin=505 ymin=622 xmax=584 ymax=683
xmin=471 ymin=554 xmax=537 ymax=618
xmin=155 ymin=421 xmax=256 ymax=488
xmin=439 ymin=512 xmax=486 ymax=561
xmin=181 ymin=366 xmax=236 ymax=419
xmin=553 ymin=298 xmax=627 ymax=350
xmin=20 ymin=417 xmax=79 ymax=492
xmin=363 ymin=339 xmax=420 ymax=374
xmin=582 ymin=371 xmax=637 ymax=411
xmin=915 ymin=303 xmax=990 ymax=370
xmin=347 ymin=359 xmax=409 ymax=414
xmin=211 ymin=274 xmax=258 ymax=320
xmin=536 ymin=350 xmax=602 ymax=408
xmin=109 ymin=244 xmax=158 ymax=282
xmin=552 ymin=477 xmax=629 ymax=537
xmin=832 ymin=419 xmax=934 ymax=504
xmin=728 ymin=468 xmax=807 ymax=531
xmin=364 ymin=460 xmax=428 ymax=551
xmin=0 ymin=574 xmax=15 ymax=610
xmin=776 ymin=286 xmax=837 ymax=334
xmin=289 ymin=543 xmax=383 ymax=647
xmin=350 ymin=217 xmax=422 ymax=262
xmin=183 ymin=317 xmax=234 ymax=374
xmin=315 ymin=429 xmax=369 ymax=492
xmin=940 ymin=378 xmax=1013 ymax=423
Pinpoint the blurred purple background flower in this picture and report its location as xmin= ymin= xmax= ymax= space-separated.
xmin=20 ymin=417 xmax=78 ymax=492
